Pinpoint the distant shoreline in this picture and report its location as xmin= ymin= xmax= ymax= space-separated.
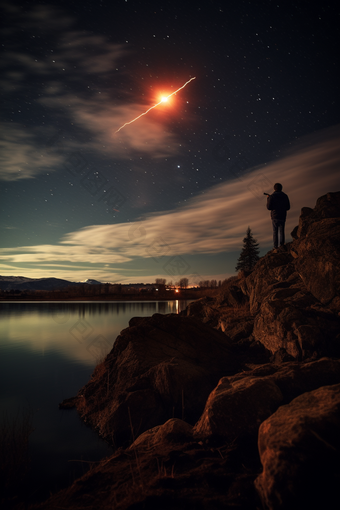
xmin=0 ymin=292 xmax=205 ymax=303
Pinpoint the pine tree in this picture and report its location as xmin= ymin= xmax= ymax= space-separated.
xmin=235 ymin=227 xmax=260 ymax=272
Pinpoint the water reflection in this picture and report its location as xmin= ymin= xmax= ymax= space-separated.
xmin=0 ymin=300 xmax=190 ymax=366
xmin=0 ymin=300 xmax=192 ymax=505
xmin=0 ymin=299 xmax=184 ymax=319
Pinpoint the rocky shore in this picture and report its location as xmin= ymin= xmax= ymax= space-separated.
xmin=35 ymin=192 xmax=340 ymax=510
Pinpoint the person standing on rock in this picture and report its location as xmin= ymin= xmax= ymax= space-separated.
xmin=266 ymin=183 xmax=290 ymax=250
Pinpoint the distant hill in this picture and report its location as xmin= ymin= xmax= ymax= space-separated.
xmin=0 ymin=276 xmax=83 ymax=291
xmin=0 ymin=276 xmax=171 ymax=293
xmin=0 ymin=276 xmax=157 ymax=293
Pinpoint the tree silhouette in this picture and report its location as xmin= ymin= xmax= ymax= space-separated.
xmin=155 ymin=278 xmax=166 ymax=285
xmin=178 ymin=277 xmax=189 ymax=289
xmin=235 ymin=227 xmax=260 ymax=272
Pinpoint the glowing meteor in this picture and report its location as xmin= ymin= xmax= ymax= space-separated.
xmin=115 ymin=77 xmax=196 ymax=134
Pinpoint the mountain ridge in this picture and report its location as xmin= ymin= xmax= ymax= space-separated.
xmin=0 ymin=275 xmax=83 ymax=291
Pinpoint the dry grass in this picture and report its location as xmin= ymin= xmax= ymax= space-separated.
xmin=0 ymin=408 xmax=34 ymax=508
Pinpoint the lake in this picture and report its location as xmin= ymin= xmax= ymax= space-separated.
xmin=0 ymin=300 xmax=192 ymax=506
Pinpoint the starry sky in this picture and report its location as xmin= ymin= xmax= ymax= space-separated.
xmin=1 ymin=0 xmax=340 ymax=285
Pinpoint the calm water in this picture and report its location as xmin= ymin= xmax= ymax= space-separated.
xmin=0 ymin=300 xmax=191 ymax=504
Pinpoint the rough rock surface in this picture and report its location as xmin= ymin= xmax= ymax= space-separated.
xmin=193 ymin=358 xmax=340 ymax=443
xmin=61 ymin=313 xmax=235 ymax=446
xmin=130 ymin=418 xmax=194 ymax=449
xmin=193 ymin=375 xmax=283 ymax=442
xmin=293 ymin=218 xmax=340 ymax=305
xmin=255 ymin=383 xmax=340 ymax=509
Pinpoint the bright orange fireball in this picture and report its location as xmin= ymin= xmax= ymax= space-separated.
xmin=115 ymin=77 xmax=196 ymax=133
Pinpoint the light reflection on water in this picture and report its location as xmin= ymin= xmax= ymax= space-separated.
xmin=0 ymin=300 xmax=191 ymax=504
xmin=0 ymin=300 xmax=187 ymax=365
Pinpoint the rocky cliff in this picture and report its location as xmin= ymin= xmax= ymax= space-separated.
xmin=36 ymin=192 xmax=340 ymax=510
xmin=186 ymin=191 xmax=340 ymax=361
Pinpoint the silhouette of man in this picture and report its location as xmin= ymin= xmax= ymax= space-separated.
xmin=266 ymin=183 xmax=290 ymax=250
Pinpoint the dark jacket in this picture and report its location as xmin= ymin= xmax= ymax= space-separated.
xmin=267 ymin=191 xmax=290 ymax=220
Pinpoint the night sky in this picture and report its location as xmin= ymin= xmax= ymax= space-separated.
xmin=1 ymin=0 xmax=339 ymax=285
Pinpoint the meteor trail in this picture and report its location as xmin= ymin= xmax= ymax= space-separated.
xmin=115 ymin=77 xmax=196 ymax=134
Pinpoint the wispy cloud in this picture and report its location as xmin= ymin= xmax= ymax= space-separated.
xmin=1 ymin=3 xmax=73 ymax=33
xmin=0 ymin=244 xmax=131 ymax=265
xmin=0 ymin=2 xmax=185 ymax=181
xmin=0 ymin=123 xmax=64 ymax=180
xmin=60 ymin=125 xmax=340 ymax=253
xmin=39 ymin=92 xmax=181 ymax=159
xmin=1 ymin=125 xmax=339 ymax=275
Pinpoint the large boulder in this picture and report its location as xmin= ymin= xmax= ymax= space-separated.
xmin=215 ymin=282 xmax=247 ymax=307
xmin=182 ymin=296 xmax=220 ymax=326
xmin=293 ymin=218 xmax=340 ymax=306
xmin=192 ymin=358 xmax=340 ymax=444
xmin=240 ymin=252 xmax=297 ymax=315
xmin=290 ymin=191 xmax=340 ymax=308
xmin=218 ymin=314 xmax=254 ymax=343
xmin=193 ymin=375 xmax=283 ymax=442
xmin=252 ymin=287 xmax=340 ymax=359
xmin=252 ymin=286 xmax=311 ymax=359
xmin=295 ymin=191 xmax=340 ymax=238
xmin=61 ymin=313 xmax=235 ymax=447
xmin=255 ymin=383 xmax=340 ymax=509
